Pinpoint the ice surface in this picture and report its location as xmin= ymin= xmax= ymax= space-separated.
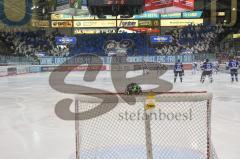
xmin=0 ymin=70 xmax=239 ymax=159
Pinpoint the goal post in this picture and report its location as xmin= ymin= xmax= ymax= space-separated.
xmin=75 ymin=92 xmax=217 ymax=159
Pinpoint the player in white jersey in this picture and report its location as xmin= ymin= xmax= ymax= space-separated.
xmin=213 ymin=61 xmax=220 ymax=74
xmin=142 ymin=60 xmax=149 ymax=75
xmin=192 ymin=62 xmax=198 ymax=74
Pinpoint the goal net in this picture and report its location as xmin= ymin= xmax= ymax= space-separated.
xmin=75 ymin=92 xmax=217 ymax=159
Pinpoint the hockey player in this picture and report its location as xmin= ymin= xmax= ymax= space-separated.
xmin=213 ymin=61 xmax=220 ymax=74
xmin=200 ymin=59 xmax=213 ymax=83
xmin=192 ymin=62 xmax=198 ymax=74
xmin=142 ymin=60 xmax=149 ymax=75
xmin=125 ymin=83 xmax=142 ymax=95
xmin=174 ymin=59 xmax=184 ymax=83
xmin=228 ymin=57 xmax=239 ymax=82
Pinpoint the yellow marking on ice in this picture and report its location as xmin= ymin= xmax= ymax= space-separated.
xmin=145 ymin=91 xmax=156 ymax=110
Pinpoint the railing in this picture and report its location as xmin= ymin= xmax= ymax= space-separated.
xmin=0 ymin=55 xmax=35 ymax=65
xmin=0 ymin=53 xmax=217 ymax=66
xmin=39 ymin=54 xmax=216 ymax=65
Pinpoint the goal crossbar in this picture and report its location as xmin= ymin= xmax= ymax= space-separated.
xmin=75 ymin=91 xmax=212 ymax=103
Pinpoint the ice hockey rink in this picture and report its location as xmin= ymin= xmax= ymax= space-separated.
xmin=0 ymin=70 xmax=240 ymax=159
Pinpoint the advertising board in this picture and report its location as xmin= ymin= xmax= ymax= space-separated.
xmin=161 ymin=19 xmax=203 ymax=26
xmin=74 ymin=20 xmax=116 ymax=28
xmin=52 ymin=21 xmax=73 ymax=28
xmin=0 ymin=67 xmax=8 ymax=77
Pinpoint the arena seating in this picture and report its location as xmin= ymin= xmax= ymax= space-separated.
xmin=0 ymin=24 xmax=225 ymax=57
xmin=0 ymin=30 xmax=68 ymax=57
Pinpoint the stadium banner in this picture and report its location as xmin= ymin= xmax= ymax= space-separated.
xmin=41 ymin=66 xmax=56 ymax=72
xmin=74 ymin=20 xmax=116 ymax=28
xmin=55 ymin=37 xmax=77 ymax=45
xmin=182 ymin=11 xmax=203 ymax=18
xmin=72 ymin=19 xmax=203 ymax=28
xmin=7 ymin=67 xmax=17 ymax=76
xmin=73 ymin=15 xmax=134 ymax=20
xmin=51 ymin=14 xmax=72 ymax=20
xmin=41 ymin=65 xmax=106 ymax=72
xmin=17 ymin=66 xmax=30 ymax=74
xmin=134 ymin=12 xmax=160 ymax=19
xmin=29 ymin=66 xmax=41 ymax=73
xmin=74 ymin=20 xmax=139 ymax=28
xmin=52 ymin=21 xmax=73 ymax=28
xmin=73 ymin=15 xmax=96 ymax=20
xmin=138 ymin=20 xmax=159 ymax=27
xmin=138 ymin=20 xmax=153 ymax=27
xmin=0 ymin=67 xmax=8 ymax=77
xmin=74 ymin=28 xmax=116 ymax=34
xmin=161 ymin=12 xmax=182 ymax=19
xmin=117 ymin=20 xmax=139 ymax=28
xmin=31 ymin=20 xmax=50 ymax=28
xmin=161 ymin=19 xmax=203 ymax=26
xmin=233 ymin=33 xmax=240 ymax=39
xmin=150 ymin=35 xmax=173 ymax=43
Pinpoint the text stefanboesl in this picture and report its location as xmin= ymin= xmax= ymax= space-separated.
xmin=118 ymin=108 xmax=193 ymax=121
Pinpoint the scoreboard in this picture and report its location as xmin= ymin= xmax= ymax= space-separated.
xmin=103 ymin=0 xmax=128 ymax=5
xmin=87 ymin=0 xmax=145 ymax=16
xmin=88 ymin=0 xmax=139 ymax=6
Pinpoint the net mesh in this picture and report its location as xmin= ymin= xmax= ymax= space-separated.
xmin=75 ymin=92 xmax=218 ymax=159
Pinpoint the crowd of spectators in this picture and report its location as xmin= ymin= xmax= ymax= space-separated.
xmin=156 ymin=24 xmax=225 ymax=55
xmin=0 ymin=29 xmax=69 ymax=57
xmin=0 ymin=24 xmax=225 ymax=57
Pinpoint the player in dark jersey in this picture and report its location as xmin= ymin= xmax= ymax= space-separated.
xmin=200 ymin=59 xmax=213 ymax=83
xmin=174 ymin=59 xmax=184 ymax=83
xmin=228 ymin=57 xmax=239 ymax=82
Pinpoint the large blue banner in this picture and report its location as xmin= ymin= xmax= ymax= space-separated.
xmin=150 ymin=35 xmax=173 ymax=43
xmin=55 ymin=37 xmax=77 ymax=45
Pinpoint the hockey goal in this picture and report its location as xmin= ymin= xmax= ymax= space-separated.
xmin=75 ymin=92 xmax=217 ymax=159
